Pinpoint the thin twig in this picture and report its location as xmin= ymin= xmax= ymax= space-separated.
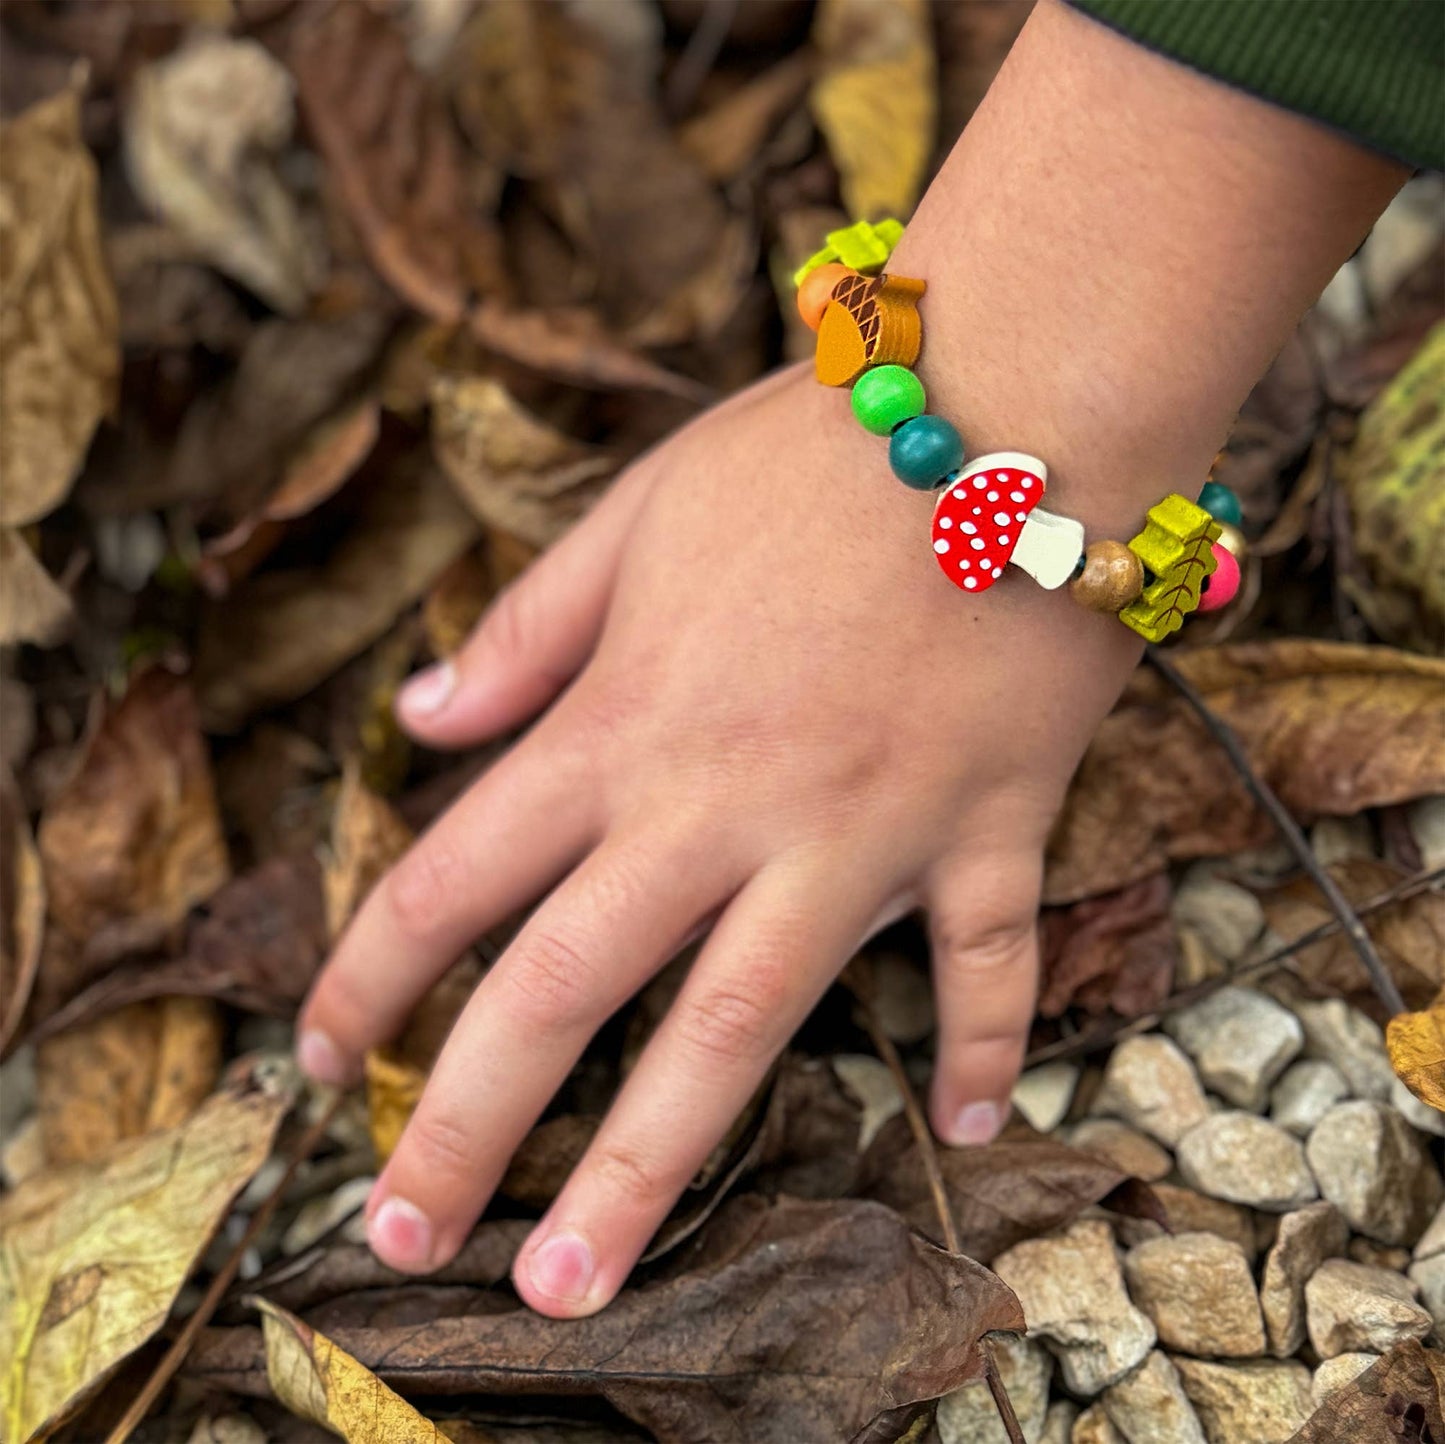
xmin=983 ymin=1348 xmax=1027 ymax=1444
xmin=845 ymin=962 xmax=1026 ymax=1444
xmin=665 ymin=0 xmax=739 ymax=118
xmin=845 ymin=959 xmax=960 ymax=1255
xmin=104 ymin=1090 xmax=345 ymax=1444
xmin=1145 ymin=646 xmax=1407 ymax=1017
xmin=1025 ymin=865 xmax=1444 ymax=1069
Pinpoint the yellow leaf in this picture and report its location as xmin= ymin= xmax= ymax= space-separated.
xmin=0 ymin=1065 xmax=294 ymax=1443
xmin=1343 ymin=321 xmax=1445 ymax=651
xmin=252 ymin=1297 xmax=446 ymax=1440
xmin=364 ymin=1048 xmax=426 ymax=1169
xmin=811 ymin=0 xmax=936 ymax=221
xmin=1387 ymin=996 xmax=1445 ymax=1113
xmin=36 ymin=998 xmax=223 ymax=1166
xmin=323 ymin=763 xmax=413 ymax=943
xmin=0 ymin=88 xmax=119 ymax=528
xmin=0 ymin=769 xmax=45 ymax=1052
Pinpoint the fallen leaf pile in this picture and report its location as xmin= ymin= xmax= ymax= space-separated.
xmin=0 ymin=2 xmax=1442 ymax=1441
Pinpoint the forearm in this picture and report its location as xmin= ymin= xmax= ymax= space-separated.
xmin=889 ymin=0 xmax=1408 ymax=541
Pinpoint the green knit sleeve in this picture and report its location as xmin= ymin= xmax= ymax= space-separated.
xmin=1066 ymin=0 xmax=1444 ymax=171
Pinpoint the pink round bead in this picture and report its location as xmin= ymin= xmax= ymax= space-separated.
xmin=1197 ymin=542 xmax=1240 ymax=613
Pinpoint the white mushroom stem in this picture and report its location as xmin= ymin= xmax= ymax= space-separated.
xmin=1012 ymin=508 xmax=1086 ymax=589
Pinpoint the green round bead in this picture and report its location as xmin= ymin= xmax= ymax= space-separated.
xmin=888 ymin=414 xmax=965 ymax=490
xmin=1199 ymin=479 xmax=1242 ymax=527
xmin=850 ymin=365 xmax=926 ymax=436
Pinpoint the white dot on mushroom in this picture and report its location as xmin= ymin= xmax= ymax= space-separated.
xmin=970 ymin=538 xmax=986 ymax=551
xmin=934 ymin=538 xmax=950 ymax=553
xmin=1010 ymin=491 xmax=1025 ymax=503
xmin=939 ymin=516 xmax=953 ymax=528
xmin=993 ymin=512 xmax=1010 ymax=526
xmin=961 ymin=521 xmax=977 ymax=534
xmin=997 ymin=534 xmax=1010 ymax=546
xmin=964 ymin=576 xmax=978 ymax=589
xmin=987 ymin=490 xmax=999 ymax=501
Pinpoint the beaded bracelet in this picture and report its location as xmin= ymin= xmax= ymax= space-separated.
xmin=794 ymin=220 xmax=1247 ymax=643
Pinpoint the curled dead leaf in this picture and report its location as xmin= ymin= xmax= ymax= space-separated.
xmin=194 ymin=458 xmax=478 ymax=731
xmin=0 ymin=528 xmax=73 ymax=649
xmin=36 ymin=996 xmax=223 ymax=1166
xmin=34 ymin=668 xmax=230 ymax=1018
xmin=252 ymin=1296 xmax=446 ymax=1440
xmin=0 ymin=1063 xmax=294 ymax=1443
xmin=0 ymin=769 xmax=45 ymax=1052
xmin=323 ymin=763 xmax=413 ymax=943
xmin=1286 ymin=1338 xmax=1444 ymax=1442
xmin=1047 ymin=641 xmax=1445 ymax=904
xmin=811 ymin=0 xmax=935 ymax=221
xmin=124 ymin=34 xmax=321 ymax=316
xmin=363 ymin=1048 xmax=425 ymax=1169
xmin=431 ymin=374 xmax=616 ymax=549
xmin=0 ymin=86 xmax=119 ymax=528
xmin=1386 ymin=992 xmax=1445 ymax=1114
xmin=1343 ymin=320 xmax=1445 ymax=651
xmin=422 ymin=547 xmax=492 ymax=657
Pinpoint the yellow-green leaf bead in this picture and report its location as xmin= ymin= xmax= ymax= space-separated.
xmin=851 ymin=365 xmax=926 ymax=436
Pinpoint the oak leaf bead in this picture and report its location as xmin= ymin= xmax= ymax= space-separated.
xmin=1069 ymin=539 xmax=1145 ymax=613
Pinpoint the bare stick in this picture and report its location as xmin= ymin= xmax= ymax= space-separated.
xmin=1145 ymin=646 xmax=1406 ymax=1017
xmin=104 ymin=1090 xmax=345 ymax=1444
xmin=1026 ymin=865 xmax=1443 ymax=1069
xmin=983 ymin=1346 xmax=1028 ymax=1444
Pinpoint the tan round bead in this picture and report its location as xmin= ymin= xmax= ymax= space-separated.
xmin=1214 ymin=521 xmax=1248 ymax=561
xmin=1070 ymin=538 xmax=1146 ymax=613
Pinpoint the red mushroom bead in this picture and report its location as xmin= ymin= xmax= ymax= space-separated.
xmin=930 ymin=452 xmax=1047 ymax=593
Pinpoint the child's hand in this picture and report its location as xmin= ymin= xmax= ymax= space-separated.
xmin=297 ymin=0 xmax=1402 ymax=1318
xmin=298 ymin=364 xmax=1143 ymax=1315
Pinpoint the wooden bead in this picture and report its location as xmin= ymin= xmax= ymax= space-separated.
xmin=1213 ymin=520 xmax=1247 ymax=561
xmin=796 ymin=263 xmax=851 ymax=332
xmin=1199 ymin=479 xmax=1242 ymax=527
xmin=851 ymin=364 xmax=925 ymax=435
xmin=815 ymin=272 xmax=925 ymax=387
xmin=1069 ymin=539 xmax=1145 ymax=612
xmin=1118 ymin=494 xmax=1222 ymax=642
xmin=889 ymin=414 xmax=964 ymax=489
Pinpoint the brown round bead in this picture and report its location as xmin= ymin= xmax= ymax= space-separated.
xmin=1070 ymin=539 xmax=1146 ymax=613
xmin=1214 ymin=521 xmax=1248 ymax=562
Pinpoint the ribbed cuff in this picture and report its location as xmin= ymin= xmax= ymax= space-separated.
xmin=1068 ymin=0 xmax=1444 ymax=171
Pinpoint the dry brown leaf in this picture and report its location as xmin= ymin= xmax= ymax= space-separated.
xmin=422 ymin=547 xmax=492 ymax=657
xmin=1343 ymin=320 xmax=1445 ymax=651
xmin=0 ymin=1062 xmax=294 ymax=1444
xmin=191 ymin=1196 xmax=1023 ymax=1442
xmin=0 ymin=528 xmax=73 ymax=648
xmin=323 ymin=763 xmax=413 ymax=942
xmin=1386 ymin=992 xmax=1445 ymax=1114
xmin=1039 ymin=873 xmax=1178 ymax=1019
xmin=124 ymin=34 xmax=320 ymax=316
xmin=289 ymin=2 xmax=485 ymax=323
xmin=36 ymin=997 xmax=222 ymax=1166
xmin=0 ymin=86 xmax=119 ymax=528
xmin=253 ymin=1296 xmax=447 ymax=1441
xmin=1286 ymin=1338 xmax=1444 ymax=1442
xmin=811 ymin=0 xmax=935 ymax=221
xmin=34 ymin=668 xmax=230 ymax=1019
xmin=1263 ymin=859 xmax=1445 ymax=1013
xmin=467 ymin=303 xmax=710 ymax=399
xmin=194 ymin=459 xmax=478 ymax=731
xmin=0 ymin=769 xmax=45 ymax=1052
xmin=1046 ymin=641 xmax=1445 ymax=904
xmin=679 ymin=57 xmax=813 ymax=185
xmin=198 ymin=396 xmax=382 ymax=598
xmin=432 ymin=374 xmax=616 ymax=549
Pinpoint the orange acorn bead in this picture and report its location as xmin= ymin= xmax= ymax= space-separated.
xmin=796 ymin=263 xmax=851 ymax=332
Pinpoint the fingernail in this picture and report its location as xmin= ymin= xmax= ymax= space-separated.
xmin=369 ymin=1196 xmax=434 ymax=1270
xmin=296 ymin=1029 xmax=348 ymax=1086
xmin=527 ymin=1230 xmax=595 ymax=1303
xmin=949 ymin=1101 xmax=1003 ymax=1147
xmin=398 ymin=660 xmax=456 ymax=719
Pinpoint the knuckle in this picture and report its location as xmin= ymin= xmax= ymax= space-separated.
xmin=404 ymin=1106 xmax=479 ymax=1181
xmin=678 ymin=981 xmax=779 ymax=1065
xmin=589 ymin=1139 xmax=677 ymax=1207
xmin=936 ymin=917 xmax=1036 ymax=990
xmin=386 ymin=837 xmax=466 ymax=944
xmin=499 ymin=928 xmax=600 ymax=1029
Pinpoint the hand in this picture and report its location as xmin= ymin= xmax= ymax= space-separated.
xmin=297 ymin=364 xmax=1143 ymax=1316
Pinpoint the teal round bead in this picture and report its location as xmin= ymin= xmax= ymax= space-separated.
xmin=888 ymin=414 xmax=964 ymax=490
xmin=1199 ymin=479 xmax=1242 ymax=527
xmin=851 ymin=365 xmax=926 ymax=436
